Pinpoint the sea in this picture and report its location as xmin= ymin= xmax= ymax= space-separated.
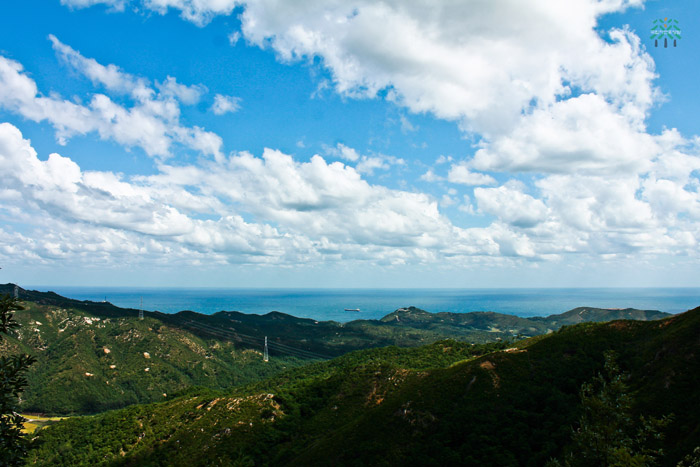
xmin=26 ymin=286 xmax=700 ymax=323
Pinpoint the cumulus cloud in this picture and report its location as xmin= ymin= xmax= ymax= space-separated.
xmin=0 ymin=123 xmax=304 ymax=265
xmin=83 ymin=0 xmax=241 ymax=25
xmin=157 ymin=76 xmax=206 ymax=105
xmin=41 ymin=143 xmax=671 ymax=270
xmin=17 ymin=0 xmax=700 ymax=273
xmin=51 ymin=34 xmax=206 ymax=106
xmin=471 ymin=93 xmax=658 ymax=175
xmin=50 ymin=34 xmax=149 ymax=97
xmin=0 ymin=41 xmax=221 ymax=158
xmin=60 ymin=0 xmax=128 ymax=10
xmin=0 ymin=123 xmax=467 ymax=267
xmin=325 ymin=143 xmax=403 ymax=175
xmin=475 ymin=183 xmax=549 ymax=228
xmin=228 ymin=31 xmax=241 ymax=45
xmin=399 ymin=114 xmax=417 ymax=133
xmin=211 ymin=94 xmax=241 ymax=115
xmin=420 ymin=169 xmax=443 ymax=183
xmin=234 ymin=0 xmax=655 ymax=137
xmin=5 ymin=119 xmax=698 ymax=271
xmin=537 ymin=175 xmax=654 ymax=231
xmin=326 ymin=143 xmax=360 ymax=162
xmin=447 ymin=163 xmax=496 ymax=186
xmin=61 ymin=0 xmax=240 ymax=25
xmin=58 ymin=2 xmax=656 ymax=135
xmin=357 ymin=154 xmax=404 ymax=175
xmin=435 ymin=155 xmax=452 ymax=165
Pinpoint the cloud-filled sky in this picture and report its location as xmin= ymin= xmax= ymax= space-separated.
xmin=1 ymin=0 xmax=699 ymax=288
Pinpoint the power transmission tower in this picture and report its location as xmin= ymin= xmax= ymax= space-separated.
xmin=263 ymin=336 xmax=269 ymax=362
xmin=139 ymin=296 xmax=144 ymax=320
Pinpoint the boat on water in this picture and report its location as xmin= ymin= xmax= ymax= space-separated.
xmin=344 ymin=308 xmax=361 ymax=312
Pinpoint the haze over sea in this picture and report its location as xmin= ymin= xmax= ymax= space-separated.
xmin=27 ymin=286 xmax=700 ymax=323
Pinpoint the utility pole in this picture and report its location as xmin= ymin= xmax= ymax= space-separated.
xmin=139 ymin=296 xmax=144 ymax=320
xmin=13 ymin=284 xmax=18 ymax=299
xmin=263 ymin=336 xmax=269 ymax=362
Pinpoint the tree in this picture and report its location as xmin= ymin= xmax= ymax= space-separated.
xmin=550 ymin=351 xmax=671 ymax=467
xmin=677 ymin=447 xmax=700 ymax=467
xmin=0 ymin=294 xmax=37 ymax=466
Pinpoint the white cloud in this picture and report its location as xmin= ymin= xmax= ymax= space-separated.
xmin=211 ymin=94 xmax=241 ymax=115
xmin=356 ymin=154 xmax=404 ymax=175
xmin=0 ymin=44 xmax=222 ymax=159
xmin=0 ymin=123 xmax=460 ymax=267
xmin=355 ymin=156 xmax=387 ymax=175
xmin=228 ymin=31 xmax=241 ymax=45
xmin=440 ymin=194 xmax=456 ymax=208
xmin=435 ymin=155 xmax=452 ymax=165
xmin=399 ymin=114 xmax=417 ymax=133
xmin=62 ymin=0 xmax=241 ymax=25
xmin=475 ymin=183 xmax=549 ymax=228
xmin=235 ymin=0 xmax=655 ymax=138
xmin=50 ymin=34 xmax=148 ymax=97
xmin=471 ymin=94 xmax=658 ymax=175
xmin=326 ymin=143 xmax=359 ymax=162
xmin=643 ymin=177 xmax=700 ymax=222
xmin=157 ymin=76 xmax=205 ymax=105
xmin=142 ymin=0 xmax=240 ymax=26
xmin=537 ymin=175 xmax=654 ymax=231
xmin=420 ymin=169 xmax=443 ymax=183
xmin=651 ymin=129 xmax=700 ymax=184
xmin=55 ymin=1 xmax=664 ymax=179
xmin=60 ymin=0 xmax=127 ymax=10
xmin=325 ymin=143 xmax=403 ymax=175
xmin=59 ymin=1 xmax=656 ymax=138
xmin=51 ymin=35 xmax=205 ymax=106
xmin=458 ymin=195 xmax=475 ymax=214
xmin=0 ymin=123 xmax=301 ymax=264
xmin=15 ymin=0 xmax=700 ymax=274
xmin=3 ymin=121 xmax=699 ymax=271
xmin=447 ymin=163 xmax=496 ymax=186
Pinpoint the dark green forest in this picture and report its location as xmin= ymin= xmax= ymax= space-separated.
xmin=2 ymin=284 xmax=698 ymax=466
xmin=23 ymin=308 xmax=700 ymax=465
xmin=0 ymin=284 xmax=667 ymax=416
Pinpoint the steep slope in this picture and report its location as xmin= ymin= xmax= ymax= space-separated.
xmin=0 ymin=284 xmax=672 ymax=416
xmin=1 ymin=301 xmax=303 ymax=414
xmin=27 ymin=307 xmax=700 ymax=466
xmin=536 ymin=306 xmax=671 ymax=326
xmin=381 ymin=305 xmax=668 ymax=338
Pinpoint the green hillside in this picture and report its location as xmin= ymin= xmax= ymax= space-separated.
xmin=0 ymin=284 xmax=670 ymax=416
xmin=25 ymin=307 xmax=700 ymax=466
xmin=1 ymin=300 xmax=305 ymax=415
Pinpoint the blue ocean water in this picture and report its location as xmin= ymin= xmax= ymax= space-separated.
xmin=27 ymin=286 xmax=700 ymax=323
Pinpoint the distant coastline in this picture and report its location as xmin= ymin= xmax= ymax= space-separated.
xmin=24 ymin=286 xmax=700 ymax=323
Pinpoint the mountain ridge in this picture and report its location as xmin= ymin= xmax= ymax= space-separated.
xmin=25 ymin=306 xmax=700 ymax=466
xmin=0 ymin=284 xmax=672 ymax=416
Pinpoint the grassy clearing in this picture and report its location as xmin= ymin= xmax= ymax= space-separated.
xmin=20 ymin=414 xmax=67 ymax=434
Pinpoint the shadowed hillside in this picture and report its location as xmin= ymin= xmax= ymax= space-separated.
xmin=0 ymin=284 xmax=671 ymax=416
xmin=25 ymin=307 xmax=700 ymax=466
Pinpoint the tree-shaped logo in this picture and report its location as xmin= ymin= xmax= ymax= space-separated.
xmin=651 ymin=18 xmax=681 ymax=48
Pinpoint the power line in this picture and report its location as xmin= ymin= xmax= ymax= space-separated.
xmin=184 ymin=319 xmax=327 ymax=359
xmin=180 ymin=319 xmax=332 ymax=360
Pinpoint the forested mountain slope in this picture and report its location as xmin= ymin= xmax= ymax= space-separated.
xmin=0 ymin=284 xmax=670 ymax=416
xmin=26 ymin=307 xmax=700 ymax=466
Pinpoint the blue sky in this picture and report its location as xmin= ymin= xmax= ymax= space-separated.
xmin=1 ymin=0 xmax=699 ymax=288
